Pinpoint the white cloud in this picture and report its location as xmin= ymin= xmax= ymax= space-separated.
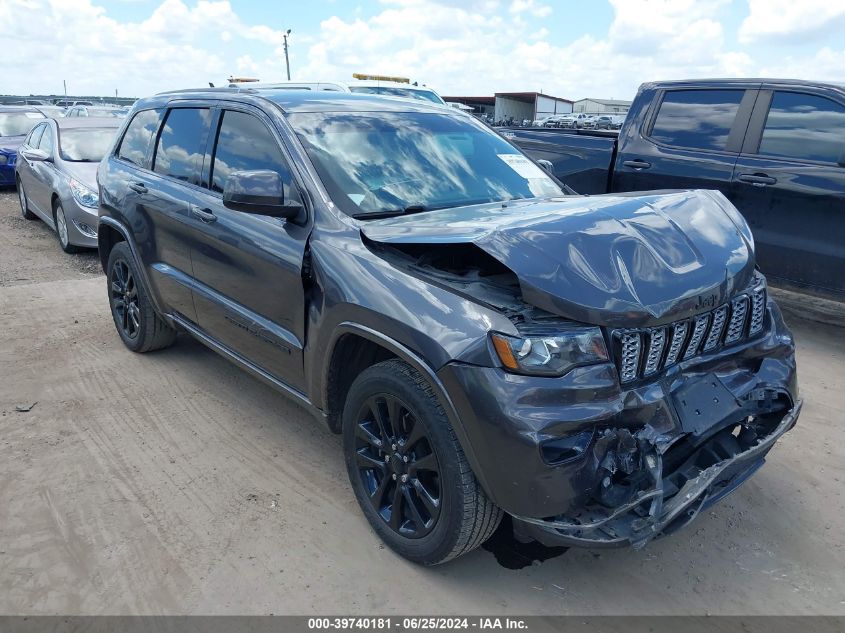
xmin=509 ymin=0 xmax=551 ymax=18
xmin=0 ymin=0 xmax=841 ymax=102
xmin=739 ymin=0 xmax=845 ymax=44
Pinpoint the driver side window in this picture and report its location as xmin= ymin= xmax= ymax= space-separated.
xmin=209 ymin=110 xmax=297 ymax=201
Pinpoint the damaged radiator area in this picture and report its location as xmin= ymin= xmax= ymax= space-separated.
xmin=516 ymin=390 xmax=798 ymax=548
xmin=367 ymin=239 xmax=552 ymax=324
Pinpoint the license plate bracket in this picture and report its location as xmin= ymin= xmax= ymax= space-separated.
xmin=672 ymin=375 xmax=740 ymax=437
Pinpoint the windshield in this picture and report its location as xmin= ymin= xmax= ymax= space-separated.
xmin=59 ymin=128 xmax=117 ymax=161
xmin=86 ymin=108 xmax=128 ymax=118
xmin=0 ymin=112 xmax=45 ymax=137
xmin=348 ymin=86 xmax=444 ymax=105
xmin=288 ymin=111 xmax=563 ymax=217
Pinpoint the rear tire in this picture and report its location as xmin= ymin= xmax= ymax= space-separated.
xmin=18 ymin=179 xmax=37 ymax=220
xmin=106 ymin=241 xmax=176 ymax=353
xmin=342 ymin=359 xmax=502 ymax=565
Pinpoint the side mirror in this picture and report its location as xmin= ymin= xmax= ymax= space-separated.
xmin=21 ymin=148 xmax=50 ymax=162
xmin=537 ymin=159 xmax=554 ymax=174
xmin=222 ymin=170 xmax=303 ymax=220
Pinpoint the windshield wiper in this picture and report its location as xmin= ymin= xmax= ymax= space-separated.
xmin=351 ymin=204 xmax=428 ymax=220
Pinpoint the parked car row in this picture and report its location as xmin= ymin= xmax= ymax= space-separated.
xmin=534 ymin=112 xmax=625 ymax=129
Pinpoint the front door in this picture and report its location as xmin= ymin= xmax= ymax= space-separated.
xmin=730 ymin=88 xmax=845 ymax=296
xmin=187 ymin=106 xmax=310 ymax=391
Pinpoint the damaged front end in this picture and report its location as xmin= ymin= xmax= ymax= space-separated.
xmin=359 ymin=192 xmax=800 ymax=549
xmin=514 ymin=391 xmax=800 ymax=548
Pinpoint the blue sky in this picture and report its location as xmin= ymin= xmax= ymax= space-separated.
xmin=2 ymin=0 xmax=843 ymax=99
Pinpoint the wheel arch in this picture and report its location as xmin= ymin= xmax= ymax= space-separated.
xmin=320 ymin=322 xmax=492 ymax=496
xmin=97 ymin=216 xmax=164 ymax=315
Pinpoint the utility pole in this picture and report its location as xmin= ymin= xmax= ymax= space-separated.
xmin=283 ymin=29 xmax=292 ymax=80
xmin=63 ymin=80 xmax=67 ymax=98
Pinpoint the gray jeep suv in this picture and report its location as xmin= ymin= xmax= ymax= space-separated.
xmin=97 ymin=89 xmax=800 ymax=564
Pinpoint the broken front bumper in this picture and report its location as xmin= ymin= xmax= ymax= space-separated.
xmin=512 ymin=400 xmax=801 ymax=548
xmin=437 ymin=298 xmax=799 ymax=548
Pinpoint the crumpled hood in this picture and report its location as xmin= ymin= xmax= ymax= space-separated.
xmin=361 ymin=190 xmax=757 ymax=327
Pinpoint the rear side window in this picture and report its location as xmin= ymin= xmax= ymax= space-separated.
xmin=210 ymin=110 xmax=291 ymax=193
xmin=650 ymin=89 xmax=745 ymax=151
xmin=117 ymin=109 xmax=164 ymax=167
xmin=153 ymin=108 xmax=212 ymax=184
xmin=758 ymin=91 xmax=845 ymax=164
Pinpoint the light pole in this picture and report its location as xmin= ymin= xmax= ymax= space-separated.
xmin=283 ymin=29 xmax=292 ymax=80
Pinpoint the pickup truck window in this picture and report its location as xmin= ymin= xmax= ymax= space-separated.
xmin=758 ymin=91 xmax=845 ymax=164
xmin=650 ymin=89 xmax=745 ymax=151
xmin=210 ymin=110 xmax=292 ymax=194
xmin=118 ymin=109 xmax=164 ymax=168
xmin=153 ymin=108 xmax=212 ymax=184
xmin=288 ymin=111 xmax=563 ymax=217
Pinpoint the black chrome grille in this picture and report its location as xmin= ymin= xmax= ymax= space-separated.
xmin=613 ymin=284 xmax=767 ymax=384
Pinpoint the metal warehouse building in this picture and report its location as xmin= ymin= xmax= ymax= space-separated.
xmin=443 ymin=92 xmax=573 ymax=123
xmin=572 ymin=98 xmax=632 ymax=113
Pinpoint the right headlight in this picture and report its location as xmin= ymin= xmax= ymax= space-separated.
xmin=490 ymin=324 xmax=608 ymax=377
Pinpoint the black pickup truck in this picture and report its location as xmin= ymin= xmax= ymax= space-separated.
xmin=504 ymin=79 xmax=845 ymax=299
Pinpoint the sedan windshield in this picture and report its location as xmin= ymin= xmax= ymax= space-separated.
xmin=86 ymin=108 xmax=128 ymax=118
xmin=59 ymin=128 xmax=118 ymax=162
xmin=288 ymin=111 xmax=563 ymax=217
xmin=0 ymin=112 xmax=45 ymax=137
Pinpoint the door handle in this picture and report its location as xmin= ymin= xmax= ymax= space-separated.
xmin=190 ymin=205 xmax=217 ymax=223
xmin=622 ymin=159 xmax=652 ymax=170
xmin=738 ymin=173 xmax=777 ymax=187
xmin=128 ymin=182 xmax=148 ymax=194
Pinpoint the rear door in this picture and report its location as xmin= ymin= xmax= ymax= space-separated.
xmin=730 ymin=87 xmax=845 ymax=296
xmin=186 ymin=105 xmax=311 ymax=391
xmin=143 ymin=104 xmax=215 ymax=320
xmin=612 ymin=87 xmax=757 ymax=194
xmin=104 ymin=106 xmax=200 ymax=322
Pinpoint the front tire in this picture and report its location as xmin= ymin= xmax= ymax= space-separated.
xmin=54 ymin=201 xmax=81 ymax=253
xmin=106 ymin=241 xmax=176 ymax=353
xmin=343 ymin=359 xmax=502 ymax=565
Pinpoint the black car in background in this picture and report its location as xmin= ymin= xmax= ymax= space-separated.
xmin=96 ymin=89 xmax=800 ymax=564
xmin=503 ymin=79 xmax=845 ymax=300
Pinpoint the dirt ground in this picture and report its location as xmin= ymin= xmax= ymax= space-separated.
xmin=0 ymin=190 xmax=843 ymax=615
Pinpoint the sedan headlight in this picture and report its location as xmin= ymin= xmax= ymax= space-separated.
xmin=491 ymin=324 xmax=608 ymax=377
xmin=0 ymin=154 xmax=8 ymax=165
xmin=69 ymin=178 xmax=98 ymax=208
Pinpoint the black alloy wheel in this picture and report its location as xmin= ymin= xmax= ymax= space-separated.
xmin=105 ymin=242 xmax=176 ymax=353
xmin=110 ymin=259 xmax=140 ymax=340
xmin=343 ymin=359 xmax=502 ymax=565
xmin=354 ymin=393 xmax=442 ymax=538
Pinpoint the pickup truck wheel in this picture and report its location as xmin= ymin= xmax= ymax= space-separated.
xmin=106 ymin=242 xmax=176 ymax=353
xmin=343 ymin=359 xmax=502 ymax=565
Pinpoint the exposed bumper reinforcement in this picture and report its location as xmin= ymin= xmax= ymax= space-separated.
xmin=513 ymin=399 xmax=802 ymax=549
